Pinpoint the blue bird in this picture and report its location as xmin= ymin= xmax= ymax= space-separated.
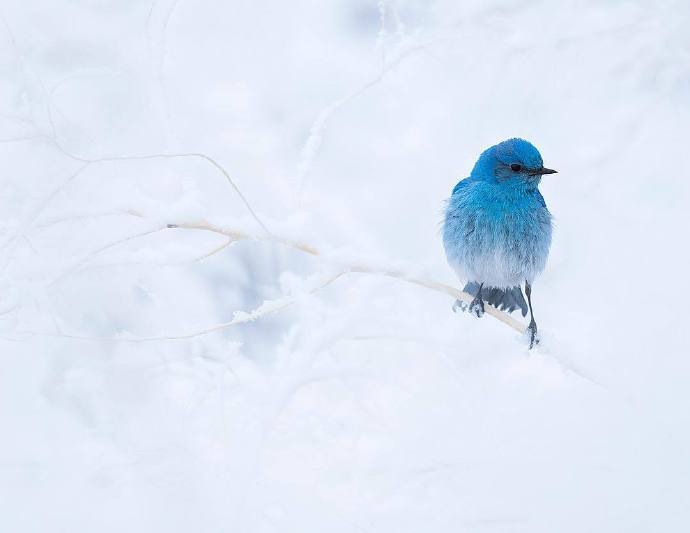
xmin=442 ymin=138 xmax=556 ymax=348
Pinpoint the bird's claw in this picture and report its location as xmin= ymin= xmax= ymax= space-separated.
xmin=452 ymin=297 xmax=484 ymax=317
xmin=526 ymin=321 xmax=539 ymax=349
xmin=468 ymin=296 xmax=484 ymax=318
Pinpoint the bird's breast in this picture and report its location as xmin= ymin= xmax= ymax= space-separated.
xmin=443 ymin=186 xmax=552 ymax=286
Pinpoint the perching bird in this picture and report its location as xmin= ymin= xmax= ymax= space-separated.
xmin=442 ymin=138 xmax=556 ymax=348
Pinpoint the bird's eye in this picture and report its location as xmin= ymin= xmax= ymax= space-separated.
xmin=510 ymin=164 xmax=522 ymax=172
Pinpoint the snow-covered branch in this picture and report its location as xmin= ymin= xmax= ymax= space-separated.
xmin=167 ymin=220 xmax=528 ymax=335
xmin=21 ymin=218 xmax=526 ymax=342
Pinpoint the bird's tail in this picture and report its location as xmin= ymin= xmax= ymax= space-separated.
xmin=463 ymin=282 xmax=528 ymax=317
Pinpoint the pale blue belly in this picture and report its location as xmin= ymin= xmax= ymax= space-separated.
xmin=443 ymin=195 xmax=552 ymax=288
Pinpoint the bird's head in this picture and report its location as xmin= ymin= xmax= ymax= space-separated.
xmin=470 ymin=138 xmax=557 ymax=187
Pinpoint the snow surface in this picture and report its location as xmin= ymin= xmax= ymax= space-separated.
xmin=1 ymin=1 xmax=690 ymax=531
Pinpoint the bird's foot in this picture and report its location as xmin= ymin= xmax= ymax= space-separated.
xmin=526 ymin=321 xmax=539 ymax=349
xmin=452 ymin=297 xmax=484 ymax=317
xmin=468 ymin=295 xmax=485 ymax=318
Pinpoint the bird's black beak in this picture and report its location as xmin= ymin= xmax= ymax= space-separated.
xmin=528 ymin=167 xmax=557 ymax=176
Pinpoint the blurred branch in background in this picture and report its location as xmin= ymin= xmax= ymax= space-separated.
xmin=295 ymin=37 xmax=449 ymax=204
xmin=0 ymin=70 xmax=527 ymax=343
xmin=0 ymin=85 xmax=527 ymax=342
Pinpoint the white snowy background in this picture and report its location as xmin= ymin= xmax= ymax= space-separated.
xmin=1 ymin=1 xmax=689 ymax=531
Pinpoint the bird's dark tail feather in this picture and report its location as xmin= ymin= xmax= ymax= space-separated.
xmin=463 ymin=282 xmax=528 ymax=317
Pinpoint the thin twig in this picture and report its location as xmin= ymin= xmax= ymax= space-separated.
xmin=49 ymin=148 xmax=273 ymax=237
xmin=49 ymin=225 xmax=168 ymax=286
xmin=296 ymin=40 xmax=439 ymax=202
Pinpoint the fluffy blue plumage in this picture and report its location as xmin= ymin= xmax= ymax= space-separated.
xmin=443 ymin=138 xmax=555 ymax=341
